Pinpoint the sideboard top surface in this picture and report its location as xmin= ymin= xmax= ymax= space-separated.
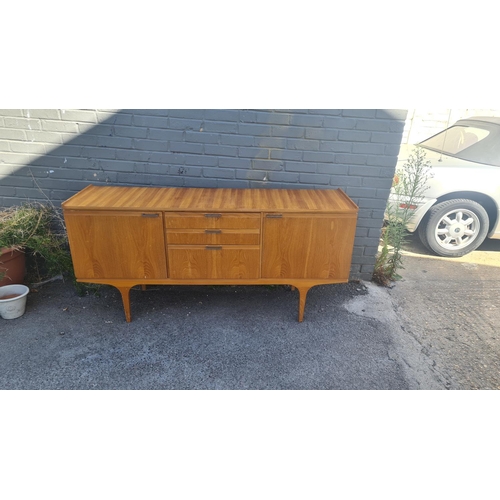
xmin=62 ymin=185 xmax=358 ymax=213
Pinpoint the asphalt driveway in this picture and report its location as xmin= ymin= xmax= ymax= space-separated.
xmin=1 ymin=233 xmax=499 ymax=390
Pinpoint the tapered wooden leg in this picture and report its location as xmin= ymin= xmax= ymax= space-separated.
xmin=116 ymin=286 xmax=132 ymax=322
xmin=141 ymin=285 xmax=147 ymax=291
xmin=297 ymin=286 xmax=310 ymax=322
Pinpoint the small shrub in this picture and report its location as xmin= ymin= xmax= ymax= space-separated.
xmin=373 ymin=147 xmax=432 ymax=285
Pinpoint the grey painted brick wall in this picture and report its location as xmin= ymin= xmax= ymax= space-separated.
xmin=0 ymin=109 xmax=407 ymax=280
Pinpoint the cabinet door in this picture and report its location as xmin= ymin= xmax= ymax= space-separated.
xmin=262 ymin=214 xmax=356 ymax=280
xmin=65 ymin=211 xmax=167 ymax=279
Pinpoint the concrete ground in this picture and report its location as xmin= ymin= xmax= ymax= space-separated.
xmin=1 ymin=233 xmax=499 ymax=389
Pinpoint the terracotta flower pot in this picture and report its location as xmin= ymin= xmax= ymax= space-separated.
xmin=0 ymin=247 xmax=26 ymax=287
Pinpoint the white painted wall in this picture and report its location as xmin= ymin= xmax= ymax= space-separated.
xmin=402 ymin=109 xmax=500 ymax=144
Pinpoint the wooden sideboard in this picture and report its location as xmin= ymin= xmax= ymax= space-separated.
xmin=62 ymin=185 xmax=358 ymax=322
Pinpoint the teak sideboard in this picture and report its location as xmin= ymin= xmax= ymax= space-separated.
xmin=62 ymin=185 xmax=358 ymax=322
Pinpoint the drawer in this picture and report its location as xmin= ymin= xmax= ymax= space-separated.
xmin=166 ymin=229 xmax=260 ymax=245
xmin=165 ymin=212 xmax=260 ymax=229
xmin=168 ymin=245 xmax=260 ymax=279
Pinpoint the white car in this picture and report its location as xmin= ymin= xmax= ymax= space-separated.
xmin=391 ymin=116 xmax=500 ymax=257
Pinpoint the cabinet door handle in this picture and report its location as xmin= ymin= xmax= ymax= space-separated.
xmin=141 ymin=213 xmax=159 ymax=218
xmin=266 ymin=213 xmax=283 ymax=218
xmin=205 ymin=229 xmax=222 ymax=234
xmin=205 ymin=246 xmax=222 ymax=250
xmin=204 ymin=213 xmax=222 ymax=218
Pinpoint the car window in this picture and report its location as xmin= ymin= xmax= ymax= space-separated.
xmin=420 ymin=126 xmax=489 ymax=155
xmin=419 ymin=123 xmax=500 ymax=166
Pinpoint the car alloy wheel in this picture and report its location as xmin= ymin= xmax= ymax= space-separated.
xmin=418 ymin=199 xmax=489 ymax=257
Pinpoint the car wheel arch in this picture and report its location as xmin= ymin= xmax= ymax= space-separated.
xmin=416 ymin=191 xmax=498 ymax=235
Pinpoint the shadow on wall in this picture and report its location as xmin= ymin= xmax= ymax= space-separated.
xmin=0 ymin=109 xmax=405 ymax=208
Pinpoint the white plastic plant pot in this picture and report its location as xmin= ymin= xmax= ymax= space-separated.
xmin=0 ymin=284 xmax=30 ymax=320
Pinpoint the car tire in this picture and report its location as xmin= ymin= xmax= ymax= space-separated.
xmin=417 ymin=199 xmax=489 ymax=257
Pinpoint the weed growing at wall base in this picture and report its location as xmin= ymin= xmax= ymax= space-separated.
xmin=373 ymin=147 xmax=432 ymax=285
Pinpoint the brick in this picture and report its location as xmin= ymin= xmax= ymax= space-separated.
xmin=323 ymin=117 xmax=357 ymax=129
xmin=51 ymin=168 xmax=84 ymax=180
xmin=0 ymin=175 xmax=35 ymax=187
xmin=185 ymin=131 xmax=219 ymax=144
xmin=238 ymin=123 xmax=272 ymax=136
xmin=307 ymin=109 xmax=342 ymax=115
xmin=352 ymin=143 xmax=386 ymax=155
xmin=0 ymin=110 xmax=23 ymax=117
xmin=236 ymin=169 xmax=269 ymax=181
xmin=147 ymin=129 xmax=184 ymax=141
xmin=203 ymin=121 xmax=238 ymax=134
xmin=299 ymin=173 xmax=330 ymax=185
xmin=205 ymin=110 xmax=239 ymax=121
xmin=217 ymin=179 xmax=250 ymax=189
xmin=357 ymin=198 xmax=388 ymax=209
xmin=362 ymin=177 xmax=392 ymax=189
xmin=26 ymin=109 xmax=61 ymax=119
xmin=5 ymin=117 xmax=42 ymax=130
xmin=184 ymin=154 xmax=218 ymax=167
xmin=319 ymin=141 xmax=351 ymax=153
xmin=169 ymin=141 xmax=203 ymax=154
xmin=0 ymin=140 xmax=10 ymax=152
xmin=286 ymin=139 xmax=319 ymax=151
xmin=334 ymin=153 xmax=366 ymax=165
xmin=289 ymin=114 xmax=324 ymax=127
xmin=168 ymin=165 xmax=202 ymax=177
xmin=25 ymin=131 xmax=62 ymax=144
xmin=132 ymin=115 xmax=169 ymax=128
xmin=354 ymin=119 xmax=392 ymax=132
xmin=305 ymin=128 xmax=338 ymax=141
xmin=385 ymin=144 xmax=402 ymax=156
xmin=204 ymin=144 xmax=238 ymax=157
xmin=40 ymin=120 xmax=78 ymax=133
xmin=62 ymin=133 xmax=98 ymax=147
xmin=370 ymin=155 xmax=398 ymax=167
xmin=0 ymin=129 xmax=27 ymax=140
xmin=254 ymin=137 xmax=286 ymax=148
xmin=238 ymin=147 xmax=269 ymax=159
xmin=80 ymin=147 xmax=116 ymax=159
xmin=97 ymin=136 xmax=135 ymax=149
xmin=349 ymin=165 xmax=381 ymax=177
xmin=167 ymin=109 xmax=205 ymax=119
xmin=83 ymin=170 xmax=117 ymax=182
xmin=341 ymin=110 xmax=377 ymax=118
xmin=60 ymin=110 xmax=97 ymax=123
xmin=125 ymin=109 xmax=169 ymax=117
xmin=114 ymin=125 xmax=148 ymax=138
xmin=203 ymin=167 xmax=234 ymax=179
xmin=329 ymin=176 xmax=361 ymax=187
xmin=98 ymin=159 xmax=136 ymax=172
xmin=251 ymin=160 xmax=283 ymax=171
xmin=134 ymin=139 xmax=170 ymax=152
xmin=285 ymin=161 xmax=317 ymax=173
xmin=220 ymin=134 xmax=254 ymax=147
xmin=338 ymin=130 xmax=372 ymax=142
xmin=268 ymin=171 xmax=299 ymax=183
xmin=270 ymin=150 xmax=302 ymax=161
xmin=304 ymin=151 xmax=335 ymax=163
xmin=272 ymin=126 xmax=304 ymax=138
xmin=117 ymin=172 xmax=152 ymax=185
xmin=218 ymin=157 xmax=251 ymax=169
xmin=0 ymin=152 xmax=32 ymax=164
xmin=345 ymin=187 xmax=378 ymax=199
xmin=97 ymin=111 xmax=133 ymax=125
xmin=240 ymin=110 xmax=290 ymax=125
xmin=184 ymin=177 xmax=217 ymax=188
xmin=316 ymin=164 xmax=349 ymax=175
xmin=169 ymin=118 xmax=203 ymax=130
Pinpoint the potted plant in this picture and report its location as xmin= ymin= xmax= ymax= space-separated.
xmin=0 ymin=203 xmax=73 ymax=286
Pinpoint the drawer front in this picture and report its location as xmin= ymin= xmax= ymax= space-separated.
xmin=168 ymin=246 xmax=260 ymax=279
xmin=165 ymin=212 xmax=260 ymax=229
xmin=166 ymin=229 xmax=260 ymax=245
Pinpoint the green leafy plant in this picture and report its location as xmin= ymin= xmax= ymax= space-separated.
xmin=0 ymin=203 xmax=74 ymax=284
xmin=373 ymin=147 xmax=432 ymax=285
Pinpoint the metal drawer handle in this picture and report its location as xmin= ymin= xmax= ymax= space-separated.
xmin=204 ymin=213 xmax=222 ymax=218
xmin=141 ymin=213 xmax=159 ymax=218
xmin=266 ymin=213 xmax=283 ymax=218
xmin=205 ymin=246 xmax=222 ymax=250
xmin=205 ymin=229 xmax=222 ymax=234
